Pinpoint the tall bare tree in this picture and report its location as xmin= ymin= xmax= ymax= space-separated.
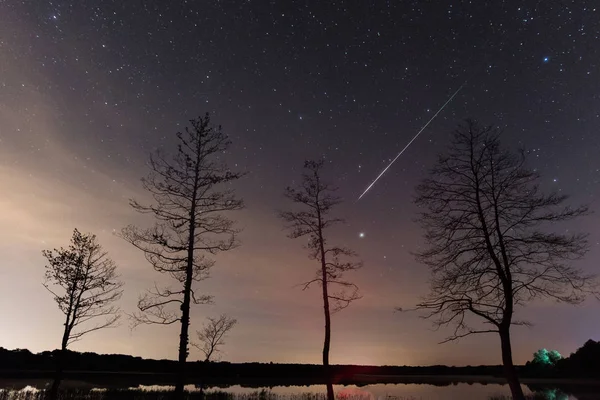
xmin=42 ymin=228 xmax=123 ymax=400
xmin=121 ymin=113 xmax=243 ymax=399
xmin=192 ymin=314 xmax=237 ymax=362
xmin=280 ymin=160 xmax=362 ymax=399
xmin=410 ymin=120 xmax=597 ymax=400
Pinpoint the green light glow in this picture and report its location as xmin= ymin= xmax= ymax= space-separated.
xmin=532 ymin=348 xmax=562 ymax=366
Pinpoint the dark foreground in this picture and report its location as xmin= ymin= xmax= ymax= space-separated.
xmin=2 ymin=389 xmax=336 ymax=400
xmin=0 ymin=390 xmax=343 ymax=400
xmin=3 ymin=371 xmax=600 ymax=391
xmin=3 ymin=377 xmax=600 ymax=400
xmin=0 ymin=387 xmax=597 ymax=400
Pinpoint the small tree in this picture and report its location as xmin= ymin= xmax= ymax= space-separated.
xmin=121 ymin=113 xmax=243 ymax=399
xmin=410 ymin=120 xmax=597 ymax=400
xmin=42 ymin=228 xmax=123 ymax=399
xmin=280 ymin=160 xmax=362 ymax=400
xmin=532 ymin=348 xmax=551 ymax=365
xmin=532 ymin=348 xmax=562 ymax=366
xmin=192 ymin=314 xmax=237 ymax=362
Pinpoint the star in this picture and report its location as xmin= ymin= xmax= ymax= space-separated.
xmin=359 ymin=232 xmax=365 ymax=238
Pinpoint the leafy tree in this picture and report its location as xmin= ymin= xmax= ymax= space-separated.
xmin=532 ymin=348 xmax=552 ymax=365
xmin=280 ymin=160 xmax=362 ymax=400
xmin=42 ymin=228 xmax=123 ymax=399
xmin=410 ymin=120 xmax=597 ymax=400
xmin=548 ymin=349 xmax=562 ymax=364
xmin=192 ymin=314 xmax=237 ymax=362
xmin=121 ymin=113 xmax=244 ymax=399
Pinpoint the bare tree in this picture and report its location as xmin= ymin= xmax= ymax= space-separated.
xmin=280 ymin=160 xmax=362 ymax=398
xmin=42 ymin=228 xmax=123 ymax=399
xmin=192 ymin=314 xmax=237 ymax=362
xmin=120 ymin=113 xmax=243 ymax=399
xmin=409 ymin=120 xmax=597 ymax=400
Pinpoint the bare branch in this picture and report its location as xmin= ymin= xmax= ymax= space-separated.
xmin=438 ymin=329 xmax=499 ymax=344
xmin=192 ymin=314 xmax=237 ymax=362
xmin=408 ymin=119 xmax=597 ymax=344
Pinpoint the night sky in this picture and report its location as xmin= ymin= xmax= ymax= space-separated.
xmin=1 ymin=1 xmax=599 ymax=366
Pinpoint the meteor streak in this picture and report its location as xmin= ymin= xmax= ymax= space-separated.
xmin=357 ymin=83 xmax=465 ymax=201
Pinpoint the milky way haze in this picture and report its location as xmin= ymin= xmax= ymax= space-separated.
xmin=1 ymin=1 xmax=599 ymax=366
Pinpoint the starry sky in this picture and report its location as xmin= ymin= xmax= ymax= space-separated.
xmin=1 ymin=1 xmax=599 ymax=366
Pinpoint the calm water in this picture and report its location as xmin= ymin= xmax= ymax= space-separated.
xmin=201 ymin=383 xmax=581 ymax=400
xmin=1 ymin=381 xmax=595 ymax=400
xmin=207 ymin=383 xmax=532 ymax=399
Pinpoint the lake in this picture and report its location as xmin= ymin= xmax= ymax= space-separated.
xmin=1 ymin=380 xmax=598 ymax=400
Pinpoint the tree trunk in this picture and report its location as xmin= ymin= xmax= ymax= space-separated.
xmin=321 ymin=264 xmax=331 ymax=367
xmin=47 ymin=350 xmax=64 ymax=400
xmin=175 ymin=190 xmax=198 ymax=400
xmin=198 ymin=360 xmax=208 ymax=400
xmin=174 ymin=270 xmax=193 ymax=399
xmin=317 ymin=205 xmax=332 ymax=398
xmin=320 ymin=239 xmax=333 ymax=400
xmin=317 ymin=209 xmax=331 ymax=367
xmin=326 ymin=382 xmax=335 ymax=400
xmin=499 ymin=328 xmax=525 ymax=400
xmin=47 ymin=322 xmax=70 ymax=400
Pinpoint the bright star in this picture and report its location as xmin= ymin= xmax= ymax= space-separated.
xmin=543 ymin=57 xmax=549 ymax=63
xmin=359 ymin=232 xmax=365 ymax=238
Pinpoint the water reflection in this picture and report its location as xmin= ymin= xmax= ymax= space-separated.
xmin=127 ymin=383 xmax=577 ymax=400
xmin=0 ymin=381 xmax=594 ymax=400
xmin=537 ymin=388 xmax=570 ymax=400
xmin=335 ymin=386 xmax=375 ymax=400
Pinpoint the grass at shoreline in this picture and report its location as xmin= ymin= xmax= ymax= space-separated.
xmin=3 ymin=374 xmax=600 ymax=389
xmin=0 ymin=390 xmax=555 ymax=400
xmin=0 ymin=388 xmax=570 ymax=400
xmin=0 ymin=389 xmax=372 ymax=400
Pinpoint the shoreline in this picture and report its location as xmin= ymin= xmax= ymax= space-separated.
xmin=353 ymin=374 xmax=600 ymax=385
xmin=2 ymin=372 xmax=600 ymax=389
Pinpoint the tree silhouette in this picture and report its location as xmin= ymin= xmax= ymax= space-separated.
xmin=192 ymin=314 xmax=237 ymax=362
xmin=120 ymin=113 xmax=244 ymax=399
xmin=409 ymin=120 xmax=597 ymax=400
xmin=560 ymin=339 xmax=600 ymax=374
xmin=42 ymin=228 xmax=123 ymax=399
xmin=280 ymin=160 xmax=362 ymax=400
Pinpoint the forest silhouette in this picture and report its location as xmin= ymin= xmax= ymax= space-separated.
xmin=2 ymin=338 xmax=600 ymax=381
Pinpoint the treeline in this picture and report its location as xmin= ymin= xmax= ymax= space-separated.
xmin=0 ymin=347 xmax=507 ymax=384
xmin=523 ymin=339 xmax=600 ymax=379
xmin=4 ymin=340 xmax=600 ymax=382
